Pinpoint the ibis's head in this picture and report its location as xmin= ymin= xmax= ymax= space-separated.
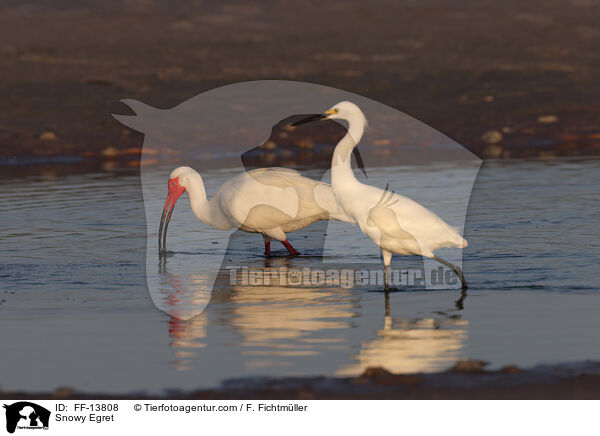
xmin=158 ymin=166 xmax=201 ymax=255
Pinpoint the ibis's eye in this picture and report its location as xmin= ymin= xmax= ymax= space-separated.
xmin=171 ymin=182 xmax=175 ymax=187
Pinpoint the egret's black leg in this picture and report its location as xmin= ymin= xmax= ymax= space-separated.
xmin=431 ymin=255 xmax=468 ymax=289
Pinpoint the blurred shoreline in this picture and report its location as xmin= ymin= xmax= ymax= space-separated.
xmin=3 ymin=360 xmax=600 ymax=400
xmin=2 ymin=0 xmax=600 ymax=165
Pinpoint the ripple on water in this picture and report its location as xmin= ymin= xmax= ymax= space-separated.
xmin=0 ymin=158 xmax=599 ymax=392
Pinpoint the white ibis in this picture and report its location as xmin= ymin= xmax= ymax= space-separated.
xmin=293 ymin=101 xmax=469 ymax=288
xmin=159 ymin=166 xmax=359 ymax=256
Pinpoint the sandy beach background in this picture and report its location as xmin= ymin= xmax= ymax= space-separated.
xmin=1 ymin=0 xmax=600 ymax=166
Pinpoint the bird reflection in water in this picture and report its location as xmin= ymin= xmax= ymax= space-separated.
xmin=159 ymin=254 xmax=469 ymax=376
xmin=159 ymin=257 xmax=209 ymax=371
xmin=222 ymin=256 xmax=356 ymax=371
xmin=160 ymin=254 xmax=361 ymax=372
xmin=336 ymin=289 xmax=469 ymax=376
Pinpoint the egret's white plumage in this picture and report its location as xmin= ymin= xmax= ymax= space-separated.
xmin=304 ymin=101 xmax=468 ymax=287
xmin=159 ymin=166 xmax=354 ymax=255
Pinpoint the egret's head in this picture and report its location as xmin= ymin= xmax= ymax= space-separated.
xmin=292 ymin=101 xmax=367 ymax=127
xmin=291 ymin=101 xmax=368 ymax=178
xmin=159 ymin=166 xmax=202 ymax=254
xmin=324 ymin=101 xmax=362 ymax=120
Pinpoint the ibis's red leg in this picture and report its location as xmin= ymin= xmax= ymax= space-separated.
xmin=282 ymin=240 xmax=300 ymax=255
xmin=264 ymin=239 xmax=271 ymax=256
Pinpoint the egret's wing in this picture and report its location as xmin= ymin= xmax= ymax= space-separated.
xmin=367 ymin=184 xmax=418 ymax=241
xmin=367 ymin=206 xmax=416 ymax=241
xmin=367 ymin=184 xmax=467 ymax=251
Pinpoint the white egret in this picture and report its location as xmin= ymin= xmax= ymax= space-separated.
xmin=294 ymin=101 xmax=469 ymax=288
xmin=159 ymin=166 xmax=356 ymax=256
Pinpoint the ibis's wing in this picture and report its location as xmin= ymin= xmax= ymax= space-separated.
xmin=220 ymin=167 xmax=357 ymax=230
xmin=220 ymin=172 xmax=300 ymax=228
xmin=313 ymin=183 xmax=355 ymax=223
xmin=246 ymin=167 xmax=355 ymax=223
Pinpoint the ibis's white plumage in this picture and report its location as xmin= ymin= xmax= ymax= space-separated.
xmin=161 ymin=166 xmax=354 ymax=255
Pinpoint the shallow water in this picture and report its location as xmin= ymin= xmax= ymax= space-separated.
xmin=0 ymin=158 xmax=599 ymax=393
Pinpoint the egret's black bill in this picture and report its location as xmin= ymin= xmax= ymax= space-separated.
xmin=291 ymin=113 xmax=327 ymax=126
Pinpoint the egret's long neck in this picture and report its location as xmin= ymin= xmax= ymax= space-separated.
xmin=186 ymin=176 xmax=231 ymax=231
xmin=331 ymin=114 xmax=365 ymax=188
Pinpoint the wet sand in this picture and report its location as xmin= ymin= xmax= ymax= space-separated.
xmin=1 ymin=0 xmax=600 ymax=163
xmin=3 ymin=361 xmax=600 ymax=400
